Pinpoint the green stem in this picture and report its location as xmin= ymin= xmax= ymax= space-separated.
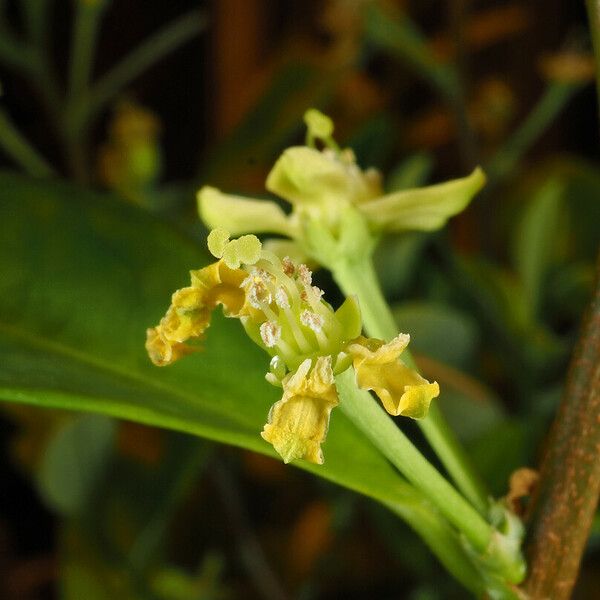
xmin=384 ymin=499 xmax=485 ymax=595
xmin=485 ymin=82 xmax=580 ymax=186
xmin=586 ymin=0 xmax=600 ymax=120
xmin=65 ymin=1 xmax=107 ymax=181
xmin=68 ymin=1 xmax=106 ymax=102
xmin=68 ymin=9 xmax=207 ymax=134
xmin=0 ymin=28 xmax=37 ymax=71
xmin=364 ymin=2 xmax=461 ymax=104
xmin=337 ymin=368 xmax=492 ymax=553
xmin=332 ymin=255 xmax=490 ymax=515
xmin=20 ymin=0 xmax=49 ymax=46
xmin=0 ymin=108 xmax=55 ymax=177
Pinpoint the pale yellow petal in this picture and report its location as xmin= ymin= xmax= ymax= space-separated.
xmin=261 ymin=357 xmax=339 ymax=464
xmin=348 ymin=334 xmax=438 ymax=419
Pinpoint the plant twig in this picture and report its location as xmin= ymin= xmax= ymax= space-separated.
xmin=523 ymin=251 xmax=600 ymax=599
xmin=0 ymin=108 xmax=55 ymax=177
xmin=485 ymin=82 xmax=581 ymax=186
xmin=69 ymin=9 xmax=208 ymax=134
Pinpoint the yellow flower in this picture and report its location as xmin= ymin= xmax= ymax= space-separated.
xmin=147 ymin=231 xmax=438 ymax=464
xmin=261 ymin=356 xmax=339 ymax=464
xmin=348 ymin=335 xmax=440 ymax=419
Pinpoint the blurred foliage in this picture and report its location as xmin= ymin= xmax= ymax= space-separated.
xmin=0 ymin=0 xmax=599 ymax=598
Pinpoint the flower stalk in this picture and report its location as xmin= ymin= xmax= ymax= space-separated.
xmin=331 ymin=253 xmax=490 ymax=515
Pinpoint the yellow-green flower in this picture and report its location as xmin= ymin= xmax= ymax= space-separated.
xmin=198 ymin=109 xmax=485 ymax=269
xmin=147 ymin=231 xmax=439 ymax=464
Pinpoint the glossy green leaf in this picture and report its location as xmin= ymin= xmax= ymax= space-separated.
xmin=0 ymin=172 xmax=415 ymax=510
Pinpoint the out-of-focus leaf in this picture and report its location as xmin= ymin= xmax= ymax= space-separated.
xmin=453 ymin=258 xmax=567 ymax=378
xmin=435 ymin=388 xmax=505 ymax=443
xmin=152 ymin=556 xmax=227 ymax=600
xmin=392 ymin=301 xmax=479 ymax=368
xmin=385 ymin=152 xmax=434 ymax=192
xmin=38 ymin=414 xmax=116 ymax=516
xmin=468 ymin=420 xmax=529 ymax=496
xmin=199 ymin=62 xmax=339 ymax=186
xmin=0 ymin=172 xmax=416 ymax=511
xmin=512 ymin=177 xmax=566 ymax=316
xmin=363 ymin=3 xmax=459 ymax=100
xmin=0 ymin=403 xmax=70 ymax=471
xmin=547 ymin=261 xmax=596 ymax=322
xmin=61 ymin=524 xmax=139 ymax=600
xmin=344 ymin=113 xmax=398 ymax=170
xmin=374 ymin=233 xmax=429 ymax=297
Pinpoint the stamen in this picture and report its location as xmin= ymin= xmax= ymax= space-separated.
xmin=297 ymin=264 xmax=312 ymax=286
xmin=260 ymin=321 xmax=281 ymax=348
xmin=275 ymin=286 xmax=290 ymax=309
xmin=282 ymin=256 xmax=295 ymax=276
xmin=300 ymin=310 xmax=324 ymax=333
xmin=300 ymin=309 xmax=330 ymax=350
xmin=257 ymin=255 xmax=303 ymax=307
xmin=241 ymin=269 xmax=273 ymax=309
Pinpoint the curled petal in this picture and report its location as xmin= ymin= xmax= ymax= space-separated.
xmin=198 ymin=186 xmax=295 ymax=238
xmin=146 ymin=260 xmax=249 ymax=366
xmin=190 ymin=260 xmax=250 ymax=318
xmin=358 ymin=167 xmax=486 ymax=232
xmin=261 ymin=356 xmax=339 ymax=464
xmin=145 ymin=323 xmax=200 ymax=367
xmin=348 ymin=335 xmax=439 ymax=419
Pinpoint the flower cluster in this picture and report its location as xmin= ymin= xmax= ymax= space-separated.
xmin=146 ymin=230 xmax=439 ymax=465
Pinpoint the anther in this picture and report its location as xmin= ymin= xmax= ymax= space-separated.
xmin=275 ymin=286 xmax=290 ymax=309
xmin=300 ymin=310 xmax=324 ymax=333
xmin=297 ymin=264 xmax=312 ymax=286
xmin=282 ymin=256 xmax=295 ymax=276
xmin=260 ymin=321 xmax=281 ymax=348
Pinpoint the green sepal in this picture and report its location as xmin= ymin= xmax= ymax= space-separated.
xmin=198 ymin=186 xmax=294 ymax=237
xmin=334 ymin=295 xmax=363 ymax=341
xmin=359 ymin=167 xmax=486 ymax=232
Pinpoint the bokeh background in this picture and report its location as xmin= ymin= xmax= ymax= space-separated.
xmin=1 ymin=1 xmax=599 ymax=598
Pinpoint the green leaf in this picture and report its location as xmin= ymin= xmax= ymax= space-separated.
xmin=0 ymin=172 xmax=415 ymax=510
xmin=37 ymin=414 xmax=116 ymax=516
xmin=512 ymin=177 xmax=566 ymax=316
xmin=392 ymin=301 xmax=479 ymax=369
